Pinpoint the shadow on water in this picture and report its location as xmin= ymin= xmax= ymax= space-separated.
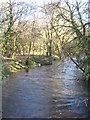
xmin=2 ymin=58 xmax=88 ymax=118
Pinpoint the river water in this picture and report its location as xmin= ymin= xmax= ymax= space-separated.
xmin=2 ymin=58 xmax=88 ymax=118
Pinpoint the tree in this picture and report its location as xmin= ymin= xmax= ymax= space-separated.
xmin=43 ymin=0 xmax=90 ymax=80
xmin=1 ymin=0 xmax=34 ymax=58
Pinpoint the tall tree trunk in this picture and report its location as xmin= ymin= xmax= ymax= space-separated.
xmin=28 ymin=41 xmax=31 ymax=58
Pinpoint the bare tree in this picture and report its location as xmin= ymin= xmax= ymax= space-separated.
xmin=43 ymin=0 xmax=89 ymax=79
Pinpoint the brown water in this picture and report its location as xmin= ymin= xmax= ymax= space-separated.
xmin=2 ymin=58 xmax=88 ymax=118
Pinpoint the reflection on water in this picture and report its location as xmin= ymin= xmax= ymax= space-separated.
xmin=2 ymin=58 xmax=88 ymax=118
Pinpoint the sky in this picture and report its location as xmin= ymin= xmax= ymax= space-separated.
xmin=0 ymin=0 xmax=87 ymax=3
xmin=0 ymin=0 xmax=88 ymax=22
xmin=0 ymin=0 xmax=88 ymax=10
xmin=0 ymin=0 xmax=48 ymax=5
xmin=0 ymin=0 xmax=87 ymax=6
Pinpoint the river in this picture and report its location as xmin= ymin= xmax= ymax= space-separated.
xmin=2 ymin=58 xmax=88 ymax=118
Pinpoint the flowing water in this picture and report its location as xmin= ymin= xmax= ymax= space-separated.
xmin=2 ymin=58 xmax=88 ymax=118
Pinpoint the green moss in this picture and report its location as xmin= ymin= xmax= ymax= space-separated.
xmin=2 ymin=65 xmax=11 ymax=79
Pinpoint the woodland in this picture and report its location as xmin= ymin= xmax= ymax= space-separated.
xmin=0 ymin=0 xmax=90 ymax=81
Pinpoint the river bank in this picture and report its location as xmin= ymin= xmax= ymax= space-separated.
xmin=2 ymin=55 xmax=59 ymax=79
